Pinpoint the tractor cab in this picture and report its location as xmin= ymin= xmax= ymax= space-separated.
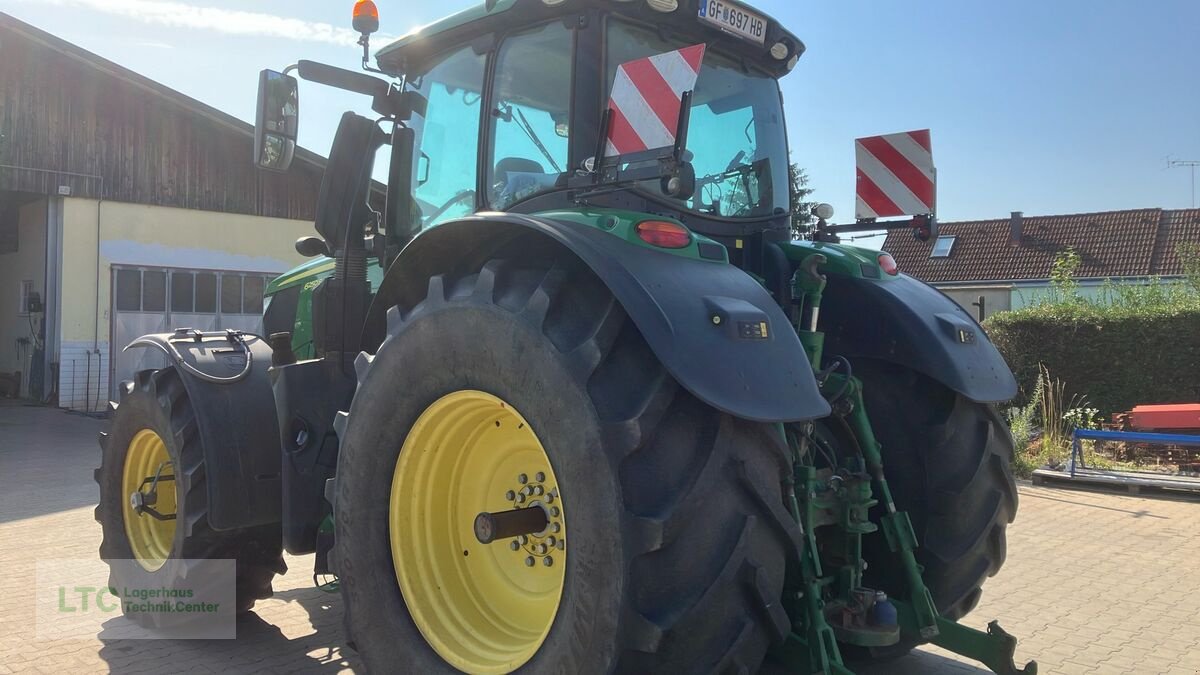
xmin=257 ymin=0 xmax=804 ymax=280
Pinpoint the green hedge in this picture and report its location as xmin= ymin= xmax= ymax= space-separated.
xmin=984 ymin=303 xmax=1200 ymax=416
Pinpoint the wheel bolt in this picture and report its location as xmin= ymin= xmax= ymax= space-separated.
xmin=551 ymin=506 xmax=560 ymax=517
xmin=518 ymin=473 xmax=528 ymax=484
xmin=535 ymin=472 xmax=545 ymax=482
xmin=537 ymin=543 xmax=548 ymax=555
xmin=525 ymin=556 xmax=535 ymax=567
xmin=545 ymin=493 xmax=554 ymax=504
xmin=510 ymin=540 xmax=520 ymax=551
xmin=557 ymin=539 xmax=565 ymax=550
xmin=547 ymin=536 xmax=557 ymax=546
xmin=519 ymin=535 xmax=528 ymax=545
xmin=522 ymin=485 xmax=534 ymax=496
xmin=551 ymin=522 xmax=561 ymax=533
xmin=543 ymin=556 xmax=553 ymax=567
xmin=533 ymin=485 xmax=544 ymax=495
xmin=517 ymin=494 xmax=526 ymax=504
xmin=505 ymin=490 xmax=516 ymax=501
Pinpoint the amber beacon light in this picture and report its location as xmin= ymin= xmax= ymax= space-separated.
xmin=353 ymin=0 xmax=380 ymax=35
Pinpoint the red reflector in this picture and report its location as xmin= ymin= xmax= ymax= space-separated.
xmin=878 ymin=253 xmax=899 ymax=275
xmin=636 ymin=220 xmax=691 ymax=249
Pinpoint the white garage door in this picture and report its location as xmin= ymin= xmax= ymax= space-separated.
xmin=110 ymin=266 xmax=274 ymax=398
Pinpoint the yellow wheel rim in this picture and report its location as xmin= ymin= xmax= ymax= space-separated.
xmin=390 ymin=390 xmax=566 ymax=674
xmin=121 ymin=429 xmax=177 ymax=571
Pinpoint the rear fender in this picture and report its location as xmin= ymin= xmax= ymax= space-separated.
xmin=123 ymin=332 xmax=281 ymax=530
xmin=365 ymin=214 xmax=830 ymax=423
xmin=820 ymin=273 xmax=1018 ymax=403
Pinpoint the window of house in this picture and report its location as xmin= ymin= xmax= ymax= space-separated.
xmin=142 ymin=271 xmax=166 ymax=312
xmin=243 ymin=276 xmax=265 ymax=315
xmin=932 ymin=235 xmax=956 ymax=257
xmin=171 ymin=272 xmax=194 ymax=312
xmin=113 ymin=268 xmax=268 ymax=315
xmin=195 ymin=273 xmax=217 ymax=313
xmin=18 ymin=280 xmax=34 ymax=315
xmin=221 ymin=274 xmax=242 ymax=314
xmin=115 ymin=269 xmax=142 ymax=311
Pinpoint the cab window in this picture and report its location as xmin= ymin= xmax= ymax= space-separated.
xmin=487 ymin=22 xmax=573 ymax=210
xmin=606 ymin=21 xmax=789 ymax=218
xmin=408 ymin=45 xmax=486 ymax=228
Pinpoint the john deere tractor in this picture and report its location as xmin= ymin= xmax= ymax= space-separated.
xmin=95 ymin=1 xmax=1035 ymax=673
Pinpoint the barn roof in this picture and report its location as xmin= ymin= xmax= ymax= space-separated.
xmin=0 ymin=11 xmax=326 ymax=219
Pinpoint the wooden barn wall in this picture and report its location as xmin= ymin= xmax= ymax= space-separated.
xmin=0 ymin=22 xmax=321 ymax=220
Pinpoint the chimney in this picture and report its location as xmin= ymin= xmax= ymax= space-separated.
xmin=1009 ymin=211 xmax=1023 ymax=246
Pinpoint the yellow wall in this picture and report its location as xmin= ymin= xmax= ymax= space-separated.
xmin=60 ymin=197 xmax=313 ymax=344
xmin=0 ymin=200 xmax=47 ymax=382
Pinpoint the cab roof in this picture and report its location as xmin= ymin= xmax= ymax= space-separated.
xmin=375 ymin=0 xmax=804 ymax=79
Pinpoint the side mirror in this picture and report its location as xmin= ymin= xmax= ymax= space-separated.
xmin=255 ymin=69 xmax=299 ymax=172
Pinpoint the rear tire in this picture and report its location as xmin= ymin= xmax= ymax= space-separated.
xmin=95 ymin=368 xmax=285 ymax=625
xmin=334 ymin=249 xmax=802 ymax=674
xmin=856 ymin=360 xmax=1017 ymax=652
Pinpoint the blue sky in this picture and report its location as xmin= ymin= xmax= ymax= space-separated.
xmin=3 ymin=0 xmax=1199 ymax=243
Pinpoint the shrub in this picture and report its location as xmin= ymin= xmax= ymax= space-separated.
xmin=986 ymin=301 xmax=1200 ymax=416
xmin=986 ymin=249 xmax=1200 ymax=417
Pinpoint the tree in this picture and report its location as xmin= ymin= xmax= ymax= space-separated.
xmin=1178 ymin=241 xmax=1200 ymax=294
xmin=788 ymin=163 xmax=816 ymax=239
xmin=1048 ymin=248 xmax=1081 ymax=303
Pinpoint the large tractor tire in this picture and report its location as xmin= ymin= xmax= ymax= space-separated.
xmin=333 ymin=250 xmax=801 ymax=674
xmin=95 ymin=367 xmax=285 ymax=625
xmin=857 ymin=359 xmax=1017 ymax=626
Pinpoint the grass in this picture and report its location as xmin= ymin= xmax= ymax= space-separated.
xmin=1005 ymin=365 xmax=1101 ymax=479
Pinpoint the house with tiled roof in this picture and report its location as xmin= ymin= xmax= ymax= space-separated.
xmin=882 ymin=208 xmax=1200 ymax=320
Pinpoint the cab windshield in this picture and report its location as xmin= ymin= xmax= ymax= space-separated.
xmin=606 ymin=20 xmax=790 ymax=219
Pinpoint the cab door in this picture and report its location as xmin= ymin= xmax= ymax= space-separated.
xmin=403 ymin=45 xmax=487 ymax=228
xmin=483 ymin=21 xmax=574 ymax=211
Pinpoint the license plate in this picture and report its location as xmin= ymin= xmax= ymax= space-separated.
xmin=697 ymin=0 xmax=767 ymax=45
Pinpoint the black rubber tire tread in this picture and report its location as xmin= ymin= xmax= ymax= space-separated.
xmin=95 ymin=367 xmax=285 ymax=624
xmin=855 ymin=359 xmax=1018 ymax=622
xmin=334 ymin=243 xmax=800 ymax=675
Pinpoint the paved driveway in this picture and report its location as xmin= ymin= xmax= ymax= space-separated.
xmin=3 ymin=405 xmax=1199 ymax=674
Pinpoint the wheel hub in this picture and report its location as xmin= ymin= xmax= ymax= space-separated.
xmin=121 ymin=429 xmax=178 ymax=571
xmin=389 ymin=390 xmax=566 ymax=674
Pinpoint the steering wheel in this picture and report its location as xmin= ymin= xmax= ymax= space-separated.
xmin=424 ymin=189 xmax=476 ymax=224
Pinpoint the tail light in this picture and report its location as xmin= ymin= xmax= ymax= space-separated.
xmin=878 ymin=253 xmax=899 ymax=276
xmin=636 ymin=220 xmax=691 ymax=249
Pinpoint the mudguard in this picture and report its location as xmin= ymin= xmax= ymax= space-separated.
xmin=124 ymin=331 xmax=282 ymax=530
xmin=820 ymin=273 xmax=1018 ymax=403
xmin=366 ymin=214 xmax=831 ymax=423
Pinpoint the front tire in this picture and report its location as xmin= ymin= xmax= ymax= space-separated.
xmin=335 ymin=250 xmax=801 ymax=674
xmin=95 ymin=368 xmax=285 ymax=625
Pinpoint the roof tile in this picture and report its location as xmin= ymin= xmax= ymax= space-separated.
xmin=883 ymin=208 xmax=1199 ymax=283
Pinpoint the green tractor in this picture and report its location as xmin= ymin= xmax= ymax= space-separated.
xmin=95 ymin=0 xmax=1035 ymax=672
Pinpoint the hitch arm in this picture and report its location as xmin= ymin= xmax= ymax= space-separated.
xmin=892 ymin=600 xmax=1038 ymax=675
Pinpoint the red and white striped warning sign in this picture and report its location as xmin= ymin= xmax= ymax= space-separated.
xmin=605 ymin=44 xmax=706 ymax=158
xmin=855 ymin=129 xmax=936 ymax=219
